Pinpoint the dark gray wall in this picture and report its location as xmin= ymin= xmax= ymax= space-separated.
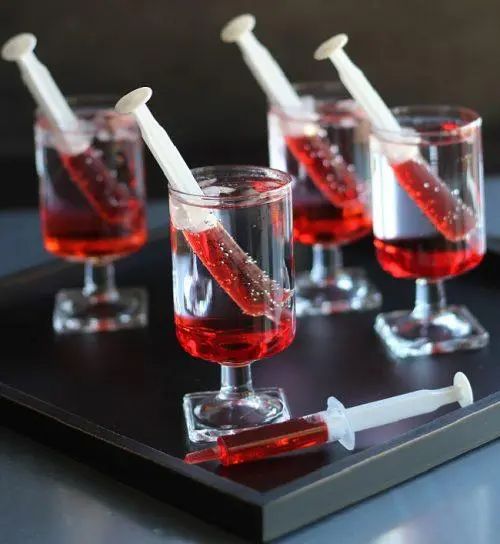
xmin=2 ymin=0 xmax=500 ymax=203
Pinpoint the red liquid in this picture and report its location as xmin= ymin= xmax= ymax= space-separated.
xmin=391 ymin=159 xmax=476 ymax=242
xmin=284 ymin=133 xmax=371 ymax=246
xmin=175 ymin=313 xmax=294 ymax=365
xmin=374 ymin=237 xmax=484 ymax=279
xmin=42 ymin=144 xmax=147 ymax=261
xmin=43 ymin=208 xmax=147 ymax=260
xmin=185 ymin=415 xmax=329 ymax=466
xmin=294 ymin=200 xmax=371 ymax=245
xmin=60 ymin=147 xmax=137 ymax=225
xmin=218 ymin=415 xmax=328 ymax=466
xmin=286 ymin=135 xmax=359 ymax=207
xmin=184 ymin=222 xmax=292 ymax=319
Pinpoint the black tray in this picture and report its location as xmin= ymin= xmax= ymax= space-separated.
xmin=1 ymin=235 xmax=500 ymax=542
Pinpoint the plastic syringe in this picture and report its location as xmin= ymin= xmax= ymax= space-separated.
xmin=221 ymin=14 xmax=361 ymax=209
xmin=185 ymin=372 xmax=473 ymax=466
xmin=115 ymin=88 xmax=291 ymax=320
xmin=2 ymin=33 xmax=134 ymax=225
xmin=314 ymin=34 xmax=476 ymax=242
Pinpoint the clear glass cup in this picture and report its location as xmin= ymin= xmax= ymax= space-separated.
xmin=169 ymin=165 xmax=295 ymax=443
xmin=268 ymin=81 xmax=381 ymax=316
xmin=35 ymin=96 xmax=148 ymax=334
xmin=371 ymin=105 xmax=488 ymax=357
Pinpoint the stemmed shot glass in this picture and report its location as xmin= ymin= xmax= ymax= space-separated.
xmin=35 ymin=96 xmax=148 ymax=334
xmin=268 ymin=82 xmax=381 ymax=315
xmin=371 ymin=105 xmax=488 ymax=357
xmin=170 ymin=166 xmax=295 ymax=443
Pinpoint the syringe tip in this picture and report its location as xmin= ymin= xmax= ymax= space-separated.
xmin=454 ymin=372 xmax=474 ymax=407
xmin=2 ymin=33 xmax=37 ymax=62
xmin=115 ymin=87 xmax=152 ymax=114
xmin=184 ymin=447 xmax=219 ymax=464
xmin=221 ymin=14 xmax=256 ymax=43
xmin=314 ymin=33 xmax=349 ymax=61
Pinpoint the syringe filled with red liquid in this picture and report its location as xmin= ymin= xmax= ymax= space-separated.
xmin=2 ymin=33 xmax=134 ymax=226
xmin=390 ymin=156 xmax=477 ymax=242
xmin=185 ymin=373 xmax=473 ymax=466
xmin=285 ymin=133 xmax=361 ymax=208
xmin=314 ymin=34 xmax=477 ymax=243
xmin=222 ymin=14 xmax=362 ymax=210
xmin=183 ymin=221 xmax=291 ymax=318
xmin=116 ymin=88 xmax=291 ymax=321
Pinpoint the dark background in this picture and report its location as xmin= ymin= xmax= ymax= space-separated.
xmin=2 ymin=0 xmax=500 ymax=207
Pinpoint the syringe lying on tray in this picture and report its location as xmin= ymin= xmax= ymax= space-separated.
xmin=185 ymin=373 xmax=473 ymax=466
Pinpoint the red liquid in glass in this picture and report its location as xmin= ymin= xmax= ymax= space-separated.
xmin=374 ymin=236 xmax=484 ymax=280
xmin=41 ymin=144 xmax=146 ymax=261
xmin=286 ymin=135 xmax=359 ymax=207
xmin=175 ymin=312 xmax=294 ymax=366
xmin=184 ymin=221 xmax=292 ymax=319
xmin=43 ymin=207 xmax=146 ymax=260
xmin=391 ymin=159 xmax=476 ymax=242
xmin=216 ymin=415 xmax=328 ymax=466
xmin=293 ymin=200 xmax=371 ymax=245
xmin=284 ymin=131 xmax=371 ymax=246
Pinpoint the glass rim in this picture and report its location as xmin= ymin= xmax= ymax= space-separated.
xmin=168 ymin=164 xmax=293 ymax=205
xmin=35 ymin=93 xmax=137 ymax=134
xmin=373 ymin=104 xmax=482 ymax=141
xmin=268 ymin=80 xmax=362 ymax=122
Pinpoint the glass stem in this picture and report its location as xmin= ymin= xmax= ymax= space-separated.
xmin=82 ymin=262 xmax=119 ymax=303
xmin=411 ymin=279 xmax=446 ymax=321
xmin=218 ymin=364 xmax=255 ymax=401
xmin=310 ymin=244 xmax=343 ymax=284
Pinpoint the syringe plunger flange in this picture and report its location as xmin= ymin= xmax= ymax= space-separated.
xmin=220 ymin=14 xmax=256 ymax=42
xmin=314 ymin=33 xmax=348 ymax=60
xmin=1 ymin=33 xmax=37 ymax=61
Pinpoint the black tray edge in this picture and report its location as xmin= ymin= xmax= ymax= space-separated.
xmin=4 ymin=382 xmax=500 ymax=542
xmin=0 ymin=384 xmax=268 ymax=540
xmin=262 ymin=392 xmax=500 ymax=541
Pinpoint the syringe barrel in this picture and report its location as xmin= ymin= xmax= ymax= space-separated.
xmin=216 ymin=413 xmax=329 ymax=466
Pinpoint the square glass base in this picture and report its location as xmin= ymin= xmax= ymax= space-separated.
xmin=53 ymin=287 xmax=148 ymax=334
xmin=296 ymin=267 xmax=382 ymax=317
xmin=375 ymin=305 xmax=489 ymax=358
xmin=184 ymin=387 xmax=291 ymax=443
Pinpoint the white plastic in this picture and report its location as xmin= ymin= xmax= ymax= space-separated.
xmin=115 ymin=88 xmax=215 ymax=232
xmin=220 ymin=14 xmax=256 ymax=43
xmin=2 ymin=33 xmax=88 ymax=155
xmin=221 ymin=14 xmax=302 ymax=109
xmin=324 ymin=396 xmax=355 ymax=451
xmin=313 ymin=34 xmax=349 ymax=61
xmin=314 ymin=33 xmax=418 ymax=163
xmin=323 ymin=372 xmax=473 ymax=451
